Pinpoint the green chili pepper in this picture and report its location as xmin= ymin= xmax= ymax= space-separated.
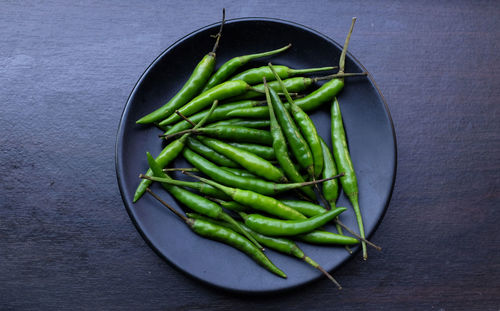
xmin=202 ymin=44 xmax=292 ymax=92
xmin=319 ymin=137 xmax=340 ymax=208
xmin=187 ymin=212 xmax=342 ymax=289
xmin=133 ymin=100 xmax=218 ymax=202
xmin=239 ymin=207 xmax=346 ymax=236
xmin=182 ymin=148 xmax=342 ymax=196
xmin=268 ymin=81 xmax=314 ymax=177
xmin=164 ymin=99 xmax=264 ymax=135
xmin=160 ymin=80 xmax=253 ymax=126
xmin=197 ymin=136 xmax=286 ymax=182
xmin=229 ymin=77 xmax=314 ymax=101
xmin=219 ymin=167 xmax=256 ymax=178
xmin=226 ymin=142 xmax=275 ymax=160
xmin=230 ymin=65 xmax=335 ymax=85
xmin=279 ymin=199 xmax=327 ymax=217
xmin=263 ymin=78 xmax=316 ymax=200
xmin=205 ymin=198 xmax=251 ymax=212
xmin=143 ymin=175 xmax=230 ymax=201
xmin=208 ymin=118 xmax=270 ymax=129
xmin=146 ymin=152 xmax=263 ymax=250
xmin=136 ymin=11 xmax=225 ymax=124
xmin=269 ymin=63 xmax=324 ymax=178
xmin=163 ymin=125 xmax=273 ymax=145
xmin=297 ymin=230 xmax=358 ymax=245
xmin=186 ymin=136 xmax=239 ymax=168
xmin=331 ymin=97 xmax=366 ymax=259
xmin=146 ymin=189 xmax=285 ymax=278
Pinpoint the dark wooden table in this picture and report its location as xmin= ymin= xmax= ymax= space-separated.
xmin=1 ymin=1 xmax=499 ymax=310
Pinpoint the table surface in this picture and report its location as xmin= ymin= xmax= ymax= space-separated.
xmin=1 ymin=1 xmax=499 ymax=310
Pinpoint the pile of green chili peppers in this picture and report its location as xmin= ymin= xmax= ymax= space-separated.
xmin=134 ymin=13 xmax=376 ymax=289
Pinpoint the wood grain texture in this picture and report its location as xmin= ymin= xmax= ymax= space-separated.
xmin=1 ymin=0 xmax=498 ymax=310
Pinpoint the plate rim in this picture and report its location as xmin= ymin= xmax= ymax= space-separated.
xmin=115 ymin=16 xmax=398 ymax=293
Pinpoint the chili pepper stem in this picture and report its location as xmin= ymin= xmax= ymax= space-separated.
xmin=339 ymin=17 xmax=356 ymax=75
xmin=335 ymin=219 xmax=381 ymax=251
xmin=313 ymin=72 xmax=367 ymax=82
xmin=163 ymin=167 xmax=199 ymax=172
xmin=146 ymin=188 xmax=188 ymax=222
xmin=175 ymin=110 xmax=196 ymax=126
xmin=313 ymin=262 xmax=342 ymax=290
xmin=182 ymin=171 xmax=237 ymax=196
xmin=210 ymin=8 xmax=225 ymax=55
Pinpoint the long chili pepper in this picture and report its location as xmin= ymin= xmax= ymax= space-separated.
xmin=331 ymin=97 xmax=367 ymax=259
xmin=162 ymin=125 xmax=273 ymax=145
xmin=164 ymin=99 xmax=264 ymax=135
xmin=142 ymin=174 xmax=230 ymax=201
xmin=204 ymin=197 xmax=251 ymax=212
xmin=202 ymin=44 xmax=292 ymax=92
xmin=268 ymin=80 xmax=314 ymax=177
xmin=226 ymin=142 xmax=275 ymax=160
xmin=230 ymin=77 xmax=314 ymax=101
xmin=146 ymin=152 xmax=263 ymax=250
xmin=133 ymin=100 xmax=218 ymax=202
xmin=184 ymin=172 xmax=307 ymax=220
xmin=269 ymin=63 xmax=323 ymax=178
xmin=186 ymin=212 xmax=342 ymax=289
xmin=186 ymin=136 xmax=239 ymax=168
xmin=297 ymin=230 xmax=359 ymax=246
xmin=238 ymin=208 xmax=346 ymax=237
xmin=319 ymin=136 xmax=348 ymax=248
xmin=136 ymin=10 xmax=225 ymax=124
xmin=207 ymin=118 xmax=270 ymax=129
xmin=160 ymin=80 xmax=255 ymax=126
xmin=163 ymin=166 xmax=257 ymax=179
xmin=197 ymin=136 xmax=286 ymax=182
xmin=146 ymin=189 xmax=285 ymax=278
xmin=230 ymin=65 xmax=335 ymax=85
xmin=263 ymin=78 xmax=316 ymax=200
xmin=182 ymin=148 xmax=343 ymax=196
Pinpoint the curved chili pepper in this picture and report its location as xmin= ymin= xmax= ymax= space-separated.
xmin=146 ymin=152 xmax=263 ymax=250
xmin=182 ymin=148 xmax=342 ymax=196
xmin=219 ymin=167 xmax=256 ymax=178
xmin=136 ymin=10 xmax=225 ymax=124
xmin=331 ymin=97 xmax=367 ymax=259
xmin=197 ymin=136 xmax=286 ymax=182
xmin=226 ymin=142 xmax=275 ymax=160
xmin=319 ymin=137 xmax=340 ymax=208
xmin=297 ymin=230 xmax=359 ymax=245
xmin=269 ymin=63 xmax=323 ymax=178
xmin=160 ymin=80 xmax=253 ymax=126
xmin=133 ymin=100 xmax=218 ymax=202
xmin=230 ymin=65 xmax=335 ymax=85
xmin=263 ymin=78 xmax=316 ymax=200
xmin=187 ymin=212 xmax=342 ymax=289
xmin=146 ymin=189 xmax=285 ymax=278
xmin=239 ymin=207 xmax=346 ymax=236
xmin=186 ymin=136 xmax=239 ymax=168
xmin=202 ymin=44 xmax=291 ymax=92
xmin=163 ymin=125 xmax=273 ymax=145
xmin=268 ymin=81 xmax=314 ymax=176
xmin=230 ymin=77 xmax=314 ymax=101
xmin=164 ymin=99 xmax=264 ymax=135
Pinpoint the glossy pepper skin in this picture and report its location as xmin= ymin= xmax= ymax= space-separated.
xmin=226 ymin=78 xmax=345 ymax=119
xmin=136 ymin=54 xmax=215 ymax=124
xmin=164 ymin=99 xmax=264 ymax=135
xmin=331 ymin=97 xmax=367 ymax=259
xmin=182 ymin=148 xmax=335 ymax=196
xmin=171 ymin=125 xmax=273 ymax=145
xmin=263 ymin=79 xmax=316 ymax=200
xmin=269 ymin=83 xmax=314 ymax=176
xmin=186 ymin=136 xmax=239 ymax=168
xmin=240 ymin=207 xmax=346 ymax=236
xmin=207 ymin=119 xmax=270 ymax=129
xmin=159 ymin=80 xmax=251 ymax=126
xmin=201 ymin=44 xmax=291 ymax=92
xmin=197 ymin=136 xmax=286 ymax=182
xmin=229 ymin=65 xmax=334 ymax=85
xmin=229 ymin=77 xmax=314 ymax=101
xmin=146 ymin=153 xmax=263 ymax=250
xmin=226 ymin=142 xmax=275 ymax=161
xmin=186 ymin=218 xmax=286 ymax=278
xmin=269 ymin=63 xmax=324 ymax=178
xmin=319 ymin=137 xmax=340 ymax=207
xmin=133 ymin=101 xmax=218 ymax=202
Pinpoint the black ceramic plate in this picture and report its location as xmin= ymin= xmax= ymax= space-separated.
xmin=116 ymin=18 xmax=396 ymax=293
